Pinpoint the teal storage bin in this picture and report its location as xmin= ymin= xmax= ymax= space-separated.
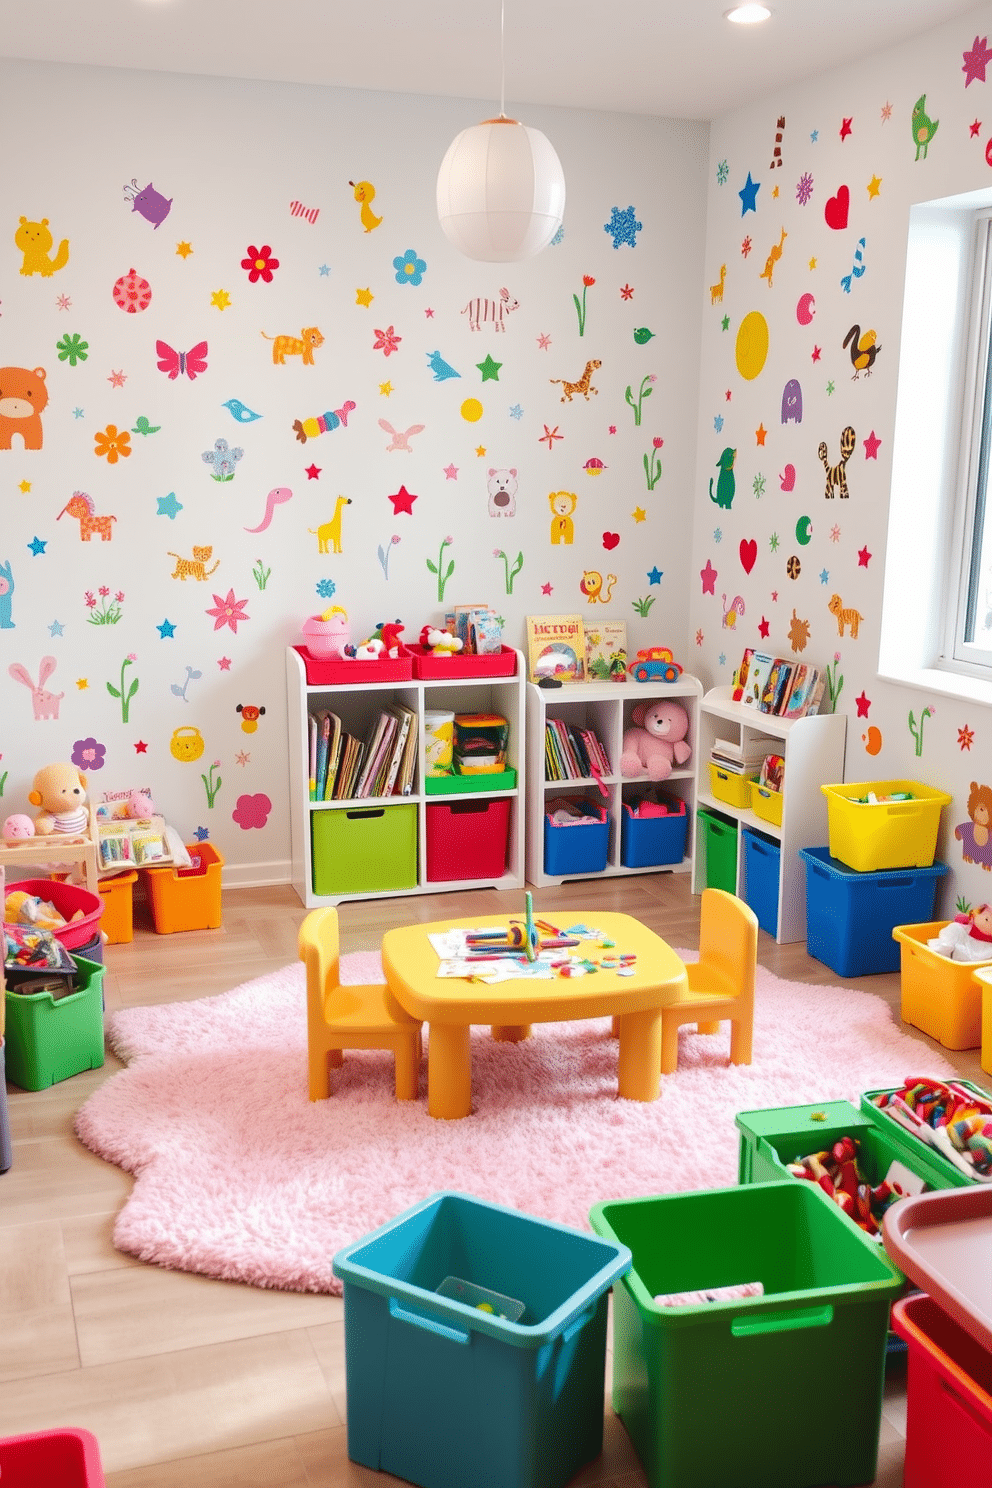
xmin=742 ymin=826 xmax=779 ymax=937
xmin=590 ymin=1182 xmax=903 ymax=1488
xmin=333 ymin=1191 xmax=631 ymax=1488
xmin=696 ymin=807 xmax=737 ymax=892
xmin=800 ymin=846 xmax=948 ymax=977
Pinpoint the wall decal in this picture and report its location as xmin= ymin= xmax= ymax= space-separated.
xmin=602 ymin=532 xmax=620 ymax=551
xmin=863 ymin=725 xmax=882 ymax=754
xmin=8 ymin=656 xmax=63 ymax=719
xmin=202 ymin=760 xmax=222 ymax=809
xmin=476 ymin=354 xmax=502 ymax=382
xmin=156 ymin=492 xmax=182 ymax=519
xmin=963 ymin=36 xmax=992 ymax=87
xmin=828 ymin=592 xmax=862 ymax=638
xmin=56 ymin=334 xmax=88 ymax=367
xmin=549 ymin=491 xmax=577 ymax=544
xmin=540 ymin=424 xmax=564 ymax=449
xmin=583 ymin=457 xmax=607 ymax=476
xmin=632 ymin=327 xmax=656 ymax=345
xmin=604 ymin=206 xmax=641 ymax=248
xmin=958 ymin=725 xmax=975 ymax=751
xmin=908 ymin=704 xmax=933 ymax=756
xmin=209 ymin=289 xmax=230 ymax=312
xmin=71 ymin=737 xmax=106 ymax=771
xmin=426 ymin=350 xmax=460 ymax=381
xmin=244 ymin=486 xmax=293 ymax=531
xmin=462 ymin=288 xmax=519 ymax=331
xmin=58 ymin=491 xmax=116 ymax=541
xmin=625 ymin=373 xmax=655 ymax=425
xmin=107 ymin=369 xmax=128 ymax=389
xmin=124 ymin=179 xmax=172 ymax=228
xmin=955 ymin=782 xmax=992 ymax=868
xmin=304 ymin=463 xmax=321 ymax=479
xmin=818 ymin=426 xmax=856 ymax=498
xmin=796 ymin=293 xmax=815 ymax=325
xmin=843 ymin=324 xmax=881 ymax=377
xmin=721 ymin=593 xmax=745 ymax=628
xmin=373 ymin=326 xmax=401 ymax=356
xmin=0 ymin=366 xmax=48 ymax=449
xmin=292 ymin=402 xmax=356 ymax=442
xmin=0 ymin=560 xmax=13 ymax=628
xmin=252 ymin=559 xmax=271 ymax=589
xmin=580 ymin=570 xmax=617 ymax=603
xmin=113 ymin=267 xmax=151 ymax=312
xmin=709 ymin=264 xmax=727 ymax=304
xmin=170 ymin=726 xmax=205 ymax=763
xmin=460 ymin=398 xmax=483 ymax=421
xmin=349 ymin=180 xmax=381 ymax=232
xmin=769 ymin=114 xmax=786 ymax=169
xmin=632 ymin=594 xmax=656 ymax=617
xmin=839 ymin=116 xmax=853 ymax=142
xmin=16 ymin=216 xmax=70 ymax=276
xmin=171 ymin=666 xmax=202 ymax=702
xmin=236 ymin=704 xmax=265 ymax=734
xmin=824 ymin=184 xmax=849 ymax=229
xmin=379 ymin=420 xmax=425 ymax=452
xmin=156 ymin=340 xmax=208 ymax=380
xmin=232 ymin=793 xmax=272 ymax=829
xmin=394 ymin=249 xmax=426 ymax=286
xmin=759 ymin=228 xmax=787 ymax=288
xmin=494 ymin=547 xmax=523 ymax=593
xmin=796 ymin=515 xmax=813 ymax=545
xmin=107 ymin=654 xmax=139 ymax=723
xmin=787 ymin=609 xmax=810 ymax=652
xmin=175 ymin=241 xmax=193 ymax=258
xmin=643 ymin=437 xmax=664 ymax=490
xmin=620 ymin=283 xmax=634 ymax=300
xmin=308 ymin=496 xmax=352 ymax=553
xmin=573 ymin=275 xmax=595 ymax=335
xmin=739 ymin=538 xmax=757 ymax=575
xmin=94 ymin=425 xmax=131 ymax=464
xmin=786 ymin=555 xmax=801 ymax=579
xmin=912 ymin=96 xmax=939 ymax=160
xmin=85 ymin=587 xmax=125 ymax=625
xmin=241 ymin=245 xmax=279 ymax=283
xmin=377 ymin=533 xmax=401 ymax=578
xmin=27 ymin=536 xmax=47 ymax=556
xmin=840 ymin=237 xmax=867 ymax=293
xmin=223 ymin=399 xmax=262 ymax=424
xmin=487 ymin=468 xmax=517 ymax=517
xmin=315 ymin=578 xmax=336 ymax=600
xmin=735 ymin=311 xmax=769 ymax=379
xmin=206 ymin=590 xmax=250 ymax=633
xmin=796 ymin=172 xmax=814 ymax=206
xmin=202 ymin=438 xmax=243 ymax=481
xmin=290 ymin=198 xmax=320 ymax=224
xmin=261 ymin=326 xmax=323 ymax=365
xmin=169 ymin=545 xmax=219 ymax=581
xmin=738 ymin=173 xmax=760 ymax=215
xmin=741 ymin=235 xmax=753 ymax=257
xmin=427 ymin=535 xmax=454 ymax=601
xmin=709 ymin=447 xmax=737 ymax=508
xmin=781 ymin=378 xmax=803 ymax=423
xmin=550 ymin=359 xmax=601 ymax=403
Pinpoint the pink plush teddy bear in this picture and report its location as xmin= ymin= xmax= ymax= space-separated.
xmin=620 ymin=701 xmax=691 ymax=781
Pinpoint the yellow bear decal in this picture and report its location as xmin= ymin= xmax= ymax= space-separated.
xmin=15 ymin=217 xmax=70 ymax=277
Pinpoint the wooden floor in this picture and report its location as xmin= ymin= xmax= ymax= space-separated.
xmin=1 ymin=872 xmax=984 ymax=1486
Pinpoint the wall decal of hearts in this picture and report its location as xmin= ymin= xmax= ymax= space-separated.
xmin=602 ymin=532 xmax=620 ymax=550
xmin=740 ymin=538 xmax=757 ymax=574
xmin=825 ymin=184 xmax=849 ymax=230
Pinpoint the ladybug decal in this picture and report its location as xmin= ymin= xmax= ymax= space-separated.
xmin=113 ymin=267 xmax=152 ymax=313
xmin=237 ymin=703 xmax=265 ymax=734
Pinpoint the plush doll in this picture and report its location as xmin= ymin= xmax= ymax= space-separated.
xmin=301 ymin=605 xmax=350 ymax=659
xmin=2 ymin=813 xmax=35 ymax=844
xmin=28 ymin=762 xmax=89 ymax=837
xmin=927 ymin=904 xmax=992 ymax=962
xmin=620 ymin=701 xmax=691 ymax=781
xmin=125 ymin=790 xmax=155 ymax=820
xmin=419 ymin=625 xmax=463 ymax=656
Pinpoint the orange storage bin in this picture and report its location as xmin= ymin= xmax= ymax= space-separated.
xmin=98 ymin=870 xmax=138 ymax=944
xmin=892 ymin=921 xmax=991 ymax=1050
xmin=145 ymin=844 xmax=224 ymax=934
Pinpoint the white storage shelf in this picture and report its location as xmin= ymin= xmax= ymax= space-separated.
xmin=287 ymin=646 xmax=526 ymax=907
xmin=692 ymin=684 xmax=847 ymax=944
xmin=525 ymin=675 xmax=703 ymax=887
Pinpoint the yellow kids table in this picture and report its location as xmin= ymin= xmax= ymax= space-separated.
xmin=381 ymin=912 xmax=687 ymax=1119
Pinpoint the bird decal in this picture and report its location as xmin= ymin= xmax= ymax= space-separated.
xmin=842 ymin=326 xmax=881 ymax=379
xmin=912 ymin=95 xmax=939 ymax=161
xmin=349 ymin=179 xmax=382 ymax=233
xmin=223 ymin=399 xmax=262 ymax=423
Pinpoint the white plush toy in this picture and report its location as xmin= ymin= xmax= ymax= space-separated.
xmin=927 ymin=904 xmax=992 ymax=962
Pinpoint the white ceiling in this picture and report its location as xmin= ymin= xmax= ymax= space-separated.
xmin=1 ymin=0 xmax=983 ymax=121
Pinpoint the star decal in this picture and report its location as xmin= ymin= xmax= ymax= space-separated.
xmin=235 ymin=750 xmax=251 ymax=766
xmin=48 ymin=620 xmax=64 ymax=636
xmin=157 ymin=618 xmax=176 ymax=638
xmin=134 ymin=740 xmax=148 ymax=754
xmin=424 ymin=307 xmax=435 ymax=318
xmin=808 ymin=256 xmax=817 ymax=270
xmin=963 ymin=35 xmax=992 ymax=87
xmin=608 ymin=425 xmax=617 ymax=434
xmin=758 ymin=616 xmax=770 ymax=639
xmin=388 ymin=484 xmax=418 ymax=515
xmin=156 ymin=491 xmax=183 ymax=519
xmin=958 ymin=724 xmax=975 ymax=751
xmin=858 ymin=545 xmax=872 ymax=567
xmin=28 ymin=536 xmax=46 ymax=555
xmin=539 ymin=424 xmax=563 ymax=450
xmin=839 ymin=117 xmax=853 ymax=141
xmin=863 ymin=430 xmax=881 ymax=459
xmin=810 ymin=129 xmax=820 ymax=142
xmin=305 ymin=464 xmax=321 ymax=480
xmin=620 ymin=284 xmax=634 ymax=299
xmin=56 ymin=294 xmax=71 ymax=311
xmin=206 ymin=590 xmax=250 ymax=634
xmin=176 ymin=241 xmax=193 ymax=258
xmin=819 ymin=569 xmax=830 ymax=585
xmin=632 ymin=507 xmax=647 ymax=523
xmin=830 ymin=525 xmax=841 ymax=542
xmin=536 ymin=333 xmax=552 ymax=350
xmin=477 ymin=354 xmax=502 ymax=382
xmin=880 ymin=102 xmax=892 ymax=122
xmin=194 ymin=826 xmax=210 ymax=842
xmin=855 ymin=692 xmax=871 ymax=718
xmin=210 ymin=289 xmax=231 ymax=311
xmin=443 ymin=464 xmax=458 ymax=480
xmin=714 ymin=414 xmax=724 ymax=432
xmin=218 ymin=657 xmax=232 ymax=671
xmin=107 ymin=369 xmax=127 ymax=388
xmin=475 ymin=446 xmax=486 ymax=457
xmin=700 ymin=559 xmax=717 ymax=595
xmin=379 ymin=382 xmax=393 ymax=396
xmin=971 ymin=119 xmax=983 ymax=138
xmin=18 ymin=479 xmax=31 ymax=493
xmin=771 ymin=590 xmax=779 ymax=602
xmin=738 ymin=171 xmax=760 ymax=215
xmin=541 ymin=582 xmax=553 ymax=596
xmin=721 ymin=314 xmax=730 ymax=331
xmin=647 ymin=566 xmax=663 ymax=585
xmin=318 ymin=264 xmax=331 ymax=277
xmin=772 ymin=185 xmax=779 ymax=198
xmin=811 ymin=345 xmax=821 ymax=363
xmin=356 ymin=287 xmax=374 ymax=306
xmin=867 ymin=175 xmax=882 ymax=199
xmin=76 ymin=678 xmax=88 ymax=690
xmin=755 ymin=424 xmax=767 ymax=446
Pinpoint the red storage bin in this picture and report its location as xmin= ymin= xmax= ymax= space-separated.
xmin=426 ymin=798 xmax=510 ymax=881
xmin=892 ymin=1292 xmax=992 ymax=1487
xmin=4 ymin=878 xmax=103 ymax=951
xmin=0 ymin=1428 xmax=105 ymax=1487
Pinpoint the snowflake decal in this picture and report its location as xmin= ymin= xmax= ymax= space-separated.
xmin=716 ymin=159 xmax=729 ymax=185
xmin=316 ymin=578 xmax=336 ymax=599
xmin=603 ymin=205 xmax=642 ymax=250
xmin=769 ymin=532 xmax=780 ymax=551
xmin=713 ymin=528 xmax=723 ymax=543
xmin=714 ymin=414 xmax=724 ymax=432
xmin=796 ymin=172 xmax=814 ymax=205
xmin=753 ymin=473 xmax=766 ymax=497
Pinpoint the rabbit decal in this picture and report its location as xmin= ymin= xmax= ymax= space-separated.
xmin=8 ymin=655 xmax=64 ymax=719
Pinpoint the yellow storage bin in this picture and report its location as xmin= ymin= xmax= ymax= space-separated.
xmin=708 ymin=761 xmax=758 ymax=810
xmin=974 ymin=967 xmax=992 ymax=1077
xmin=145 ymin=843 xmax=224 ymax=934
xmin=99 ymin=869 xmax=138 ymax=944
xmin=749 ymin=780 xmax=784 ymax=828
xmin=892 ymin=921 xmax=991 ymax=1050
xmin=821 ymin=780 xmax=952 ymax=872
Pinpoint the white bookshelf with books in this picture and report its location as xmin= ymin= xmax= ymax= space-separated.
xmin=287 ymin=646 xmax=526 ymax=907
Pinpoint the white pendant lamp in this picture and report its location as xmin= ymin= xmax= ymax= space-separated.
xmin=436 ymin=3 xmax=565 ymax=262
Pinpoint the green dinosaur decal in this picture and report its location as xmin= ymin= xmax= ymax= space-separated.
xmin=709 ymin=446 xmax=737 ymax=509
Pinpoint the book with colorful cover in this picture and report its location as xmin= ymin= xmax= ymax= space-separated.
xmin=322 ymin=712 xmax=342 ymax=800
xmin=732 ymin=647 xmax=755 ymax=702
xmin=584 ymin=621 xmax=628 ymax=682
xmin=781 ymin=664 xmax=825 ymax=719
xmin=525 ymin=614 xmax=585 ymax=683
xmin=760 ymin=658 xmax=793 ymax=715
xmin=739 ymin=650 xmax=776 ymax=709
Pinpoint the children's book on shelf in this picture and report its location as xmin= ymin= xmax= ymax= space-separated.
xmin=584 ymin=620 xmax=628 ymax=682
xmin=760 ymin=657 xmax=793 ymax=715
xmin=354 ymin=712 xmax=398 ymax=798
xmin=739 ymin=650 xmax=776 ymax=709
xmin=781 ymin=663 xmax=826 ymax=719
xmin=525 ymin=614 xmax=585 ymax=684
xmin=384 ymin=703 xmax=417 ymax=795
xmin=731 ymin=647 xmax=755 ymax=702
xmin=454 ymin=604 xmax=503 ymax=655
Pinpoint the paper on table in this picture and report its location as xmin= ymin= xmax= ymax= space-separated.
xmin=428 ymin=929 xmax=559 ymax=982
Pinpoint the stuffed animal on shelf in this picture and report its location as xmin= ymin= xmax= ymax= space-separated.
xmin=28 ymin=762 xmax=90 ymax=838
xmin=2 ymin=813 xmax=35 ymax=844
xmin=376 ymin=620 xmax=411 ymax=657
xmin=620 ymin=701 xmax=691 ymax=781
xmin=125 ymin=790 xmax=155 ymax=820
xmin=927 ymin=904 xmax=992 ymax=962
xmin=419 ymin=625 xmax=463 ymax=656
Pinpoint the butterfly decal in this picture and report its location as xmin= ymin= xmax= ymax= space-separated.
xmin=156 ymin=340 xmax=208 ymax=380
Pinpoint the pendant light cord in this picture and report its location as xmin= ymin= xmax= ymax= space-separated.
xmin=499 ymin=0 xmax=507 ymax=119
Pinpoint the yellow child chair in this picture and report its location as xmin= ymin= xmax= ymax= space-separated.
xmin=660 ymin=888 xmax=758 ymax=1074
xmin=298 ymin=907 xmax=423 ymax=1101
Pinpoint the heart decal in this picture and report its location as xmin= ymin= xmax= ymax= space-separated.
xmin=825 ymin=184 xmax=849 ymax=230
xmin=739 ymin=538 xmax=757 ymax=574
xmin=602 ymin=531 xmax=620 ymax=550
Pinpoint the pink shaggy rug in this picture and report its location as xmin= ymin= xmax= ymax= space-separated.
xmin=74 ymin=952 xmax=956 ymax=1295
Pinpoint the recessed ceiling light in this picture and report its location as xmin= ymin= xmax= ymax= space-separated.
xmin=726 ymin=4 xmax=772 ymax=23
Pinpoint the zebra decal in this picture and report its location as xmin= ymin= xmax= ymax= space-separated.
xmin=461 ymin=287 xmax=520 ymax=332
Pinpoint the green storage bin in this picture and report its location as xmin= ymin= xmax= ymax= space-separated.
xmin=4 ymin=955 xmax=105 ymax=1092
xmin=696 ymin=807 xmax=737 ymax=893
xmin=312 ymin=803 xmax=417 ymax=896
xmin=861 ymin=1079 xmax=992 ymax=1188
xmin=590 ymin=1182 xmax=903 ymax=1488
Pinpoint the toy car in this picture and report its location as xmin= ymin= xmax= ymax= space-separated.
xmin=627 ymin=646 xmax=683 ymax=683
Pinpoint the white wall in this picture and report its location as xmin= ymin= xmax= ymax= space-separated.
xmin=692 ymin=5 xmax=992 ymax=913
xmin=0 ymin=62 xmax=707 ymax=883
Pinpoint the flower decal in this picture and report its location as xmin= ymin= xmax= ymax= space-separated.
xmin=56 ymin=333 xmax=89 ymax=366
xmin=393 ymin=249 xmax=426 ymax=286
xmin=240 ymin=244 xmax=279 ymax=283
xmin=71 ymin=736 xmax=106 ymax=770
xmin=94 ymin=425 xmax=131 ymax=463
xmin=201 ymin=438 xmax=244 ymax=481
xmin=232 ymin=792 xmax=272 ymax=830
xmin=206 ymin=589 xmax=250 ymax=633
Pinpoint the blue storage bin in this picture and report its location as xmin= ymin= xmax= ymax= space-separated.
xmin=544 ymin=797 xmax=609 ymax=876
xmin=799 ymin=846 xmax=948 ymax=978
xmin=333 ymin=1191 xmax=631 ymax=1488
xmin=742 ymin=827 xmax=780 ymax=938
xmin=621 ymin=796 xmax=688 ymax=869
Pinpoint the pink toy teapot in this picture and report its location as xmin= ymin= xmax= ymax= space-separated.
xmin=301 ymin=606 xmax=350 ymax=659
